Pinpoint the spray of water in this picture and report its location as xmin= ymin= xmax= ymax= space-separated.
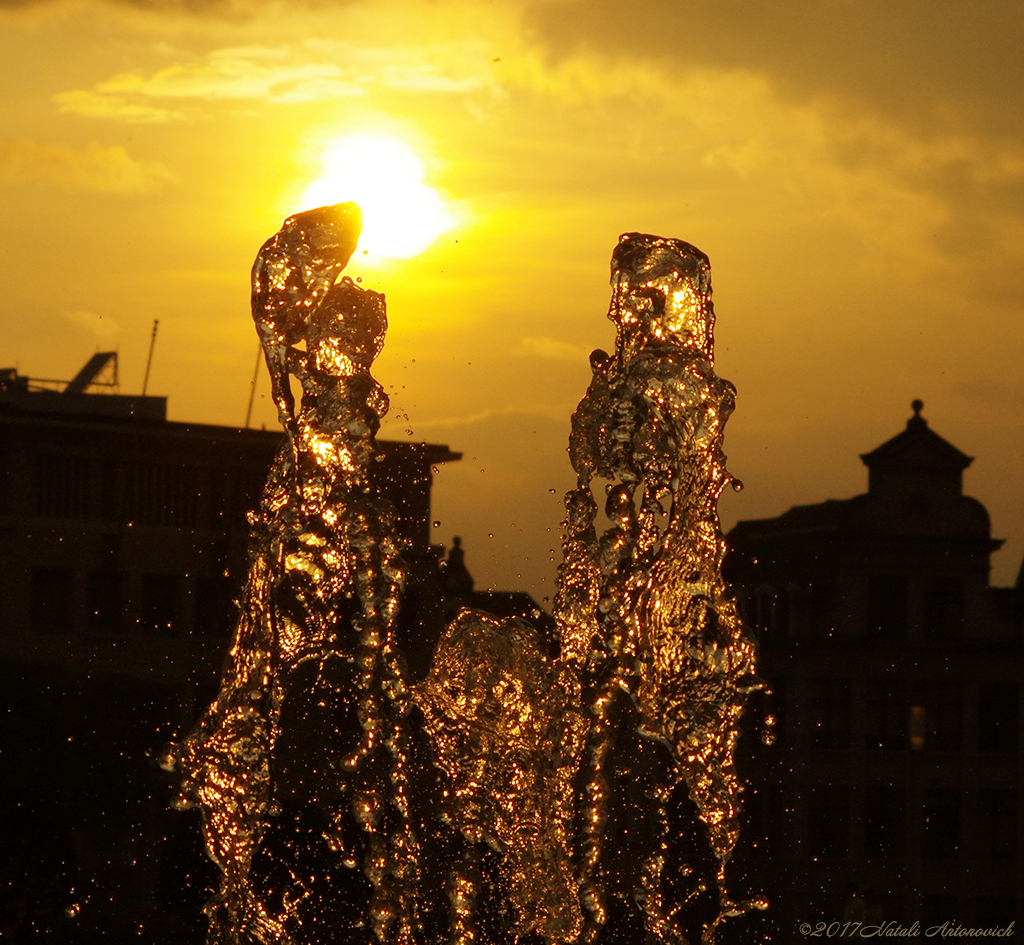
xmin=171 ymin=209 xmax=762 ymax=945
xmin=555 ymin=234 xmax=764 ymax=942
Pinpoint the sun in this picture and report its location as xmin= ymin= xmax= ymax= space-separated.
xmin=295 ymin=132 xmax=457 ymax=261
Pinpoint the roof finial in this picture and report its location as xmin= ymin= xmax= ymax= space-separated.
xmin=907 ymin=398 xmax=927 ymax=429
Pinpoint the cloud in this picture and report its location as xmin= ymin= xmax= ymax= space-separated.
xmin=0 ymin=137 xmax=175 ymax=192
xmin=52 ymin=90 xmax=179 ymax=123
xmin=403 ymin=404 xmax=572 ymax=431
xmin=518 ymin=335 xmax=591 ymax=363
xmin=492 ymin=49 xmax=1024 ymax=268
xmin=32 ymin=0 xmax=1024 ymax=276
xmin=63 ymin=310 xmax=121 ymax=341
xmin=54 ymin=38 xmax=494 ymax=121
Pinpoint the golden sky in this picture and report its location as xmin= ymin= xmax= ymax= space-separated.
xmin=3 ymin=0 xmax=1023 ymax=596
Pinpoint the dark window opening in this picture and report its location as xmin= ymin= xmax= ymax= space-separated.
xmin=30 ymin=566 xmax=74 ymax=634
xmin=810 ymin=677 xmax=850 ymax=750
xmin=808 ymin=785 xmax=849 ymax=857
xmin=233 ymin=470 xmax=267 ymax=526
xmin=867 ymin=574 xmax=908 ymax=638
xmin=864 ymin=786 xmax=905 ymax=858
xmin=922 ymin=789 xmax=960 ymax=859
xmin=810 ymin=581 xmax=836 ymax=632
xmin=922 ymin=576 xmax=964 ymax=641
xmin=746 ymin=785 xmax=785 ymax=857
xmin=976 ymin=790 xmax=1017 ymax=860
xmin=753 ymin=585 xmax=790 ymax=636
xmin=120 ymin=463 xmax=199 ymax=528
xmin=921 ymin=895 xmax=960 ymax=928
xmin=973 ymin=896 xmax=1016 ymax=926
xmin=978 ymin=682 xmax=1019 ymax=753
xmin=35 ymin=455 xmax=91 ymax=520
xmin=141 ymin=574 xmax=182 ymax=634
xmin=195 ymin=575 xmax=237 ymax=638
xmin=86 ymin=571 xmax=124 ymax=634
xmin=865 ymin=679 xmax=907 ymax=750
xmin=910 ymin=681 xmax=963 ymax=751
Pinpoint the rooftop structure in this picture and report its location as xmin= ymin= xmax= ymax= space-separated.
xmin=724 ymin=403 xmax=1021 ymax=937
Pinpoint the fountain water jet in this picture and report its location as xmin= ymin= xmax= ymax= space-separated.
xmin=171 ymin=207 xmax=763 ymax=945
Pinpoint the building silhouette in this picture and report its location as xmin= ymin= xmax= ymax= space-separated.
xmin=0 ymin=363 xmax=469 ymax=942
xmin=6 ymin=363 xmax=1020 ymax=941
xmin=725 ymin=401 xmax=1021 ymax=938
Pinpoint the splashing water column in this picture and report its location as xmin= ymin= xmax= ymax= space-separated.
xmin=172 ymin=211 xmax=762 ymax=945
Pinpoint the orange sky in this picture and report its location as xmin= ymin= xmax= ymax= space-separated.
xmin=2 ymin=0 xmax=1023 ymax=597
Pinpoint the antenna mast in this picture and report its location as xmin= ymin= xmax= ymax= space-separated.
xmin=141 ymin=319 xmax=159 ymax=396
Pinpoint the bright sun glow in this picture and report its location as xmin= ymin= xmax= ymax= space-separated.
xmin=296 ymin=133 xmax=457 ymax=261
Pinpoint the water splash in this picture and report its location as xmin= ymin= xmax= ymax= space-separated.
xmin=172 ymin=204 xmax=420 ymax=943
xmin=554 ymin=234 xmax=763 ymax=943
xmin=415 ymin=609 xmax=587 ymax=943
xmin=171 ymin=214 xmax=761 ymax=945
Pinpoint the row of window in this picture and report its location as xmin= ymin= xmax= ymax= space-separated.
xmin=747 ymin=785 xmax=1018 ymax=861
xmin=30 ymin=455 xmax=264 ymax=529
xmin=758 ymin=676 xmax=1020 ymax=753
xmin=747 ymin=575 xmax=966 ymax=640
xmin=29 ymin=566 xmax=237 ymax=637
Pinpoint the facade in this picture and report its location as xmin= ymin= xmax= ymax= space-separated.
xmin=0 ymin=375 xmax=462 ymax=942
xmin=724 ymin=402 xmax=1022 ymax=938
xmin=0 ymin=381 xmax=460 ymax=682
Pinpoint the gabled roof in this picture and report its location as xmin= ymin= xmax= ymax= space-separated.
xmin=860 ymin=400 xmax=972 ymax=472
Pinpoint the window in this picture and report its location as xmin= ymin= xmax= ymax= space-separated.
xmin=808 ymin=785 xmax=849 ymax=857
xmin=0 ymin=445 xmax=9 ymax=515
xmin=978 ymin=682 xmax=1020 ymax=752
xmin=865 ymin=680 xmax=907 ymax=750
xmin=31 ymin=566 xmax=74 ymax=634
xmin=810 ymin=581 xmax=836 ymax=631
xmin=911 ymin=681 xmax=963 ymax=751
xmin=922 ymin=789 xmax=960 ymax=859
xmin=867 ymin=575 xmax=908 ymax=638
xmin=35 ymin=455 xmax=91 ymax=520
xmin=121 ymin=463 xmax=198 ymax=528
xmin=86 ymin=571 xmax=124 ymax=634
xmin=973 ymin=896 xmax=1016 ymax=926
xmin=922 ymin=576 xmax=964 ymax=641
xmin=753 ymin=586 xmax=789 ymax=636
xmin=141 ymin=574 xmax=182 ymax=633
xmin=234 ymin=470 xmax=267 ymax=525
xmin=921 ymin=895 xmax=960 ymax=928
xmin=195 ymin=575 xmax=236 ymax=638
xmin=864 ymin=787 xmax=905 ymax=858
xmin=810 ymin=678 xmax=850 ymax=750
xmin=975 ymin=790 xmax=1017 ymax=860
xmin=746 ymin=785 xmax=785 ymax=857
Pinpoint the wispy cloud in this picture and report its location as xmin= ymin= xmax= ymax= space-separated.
xmin=0 ymin=137 xmax=174 ymax=192
xmin=54 ymin=38 xmax=494 ymax=121
xmin=518 ymin=335 xmax=591 ymax=363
